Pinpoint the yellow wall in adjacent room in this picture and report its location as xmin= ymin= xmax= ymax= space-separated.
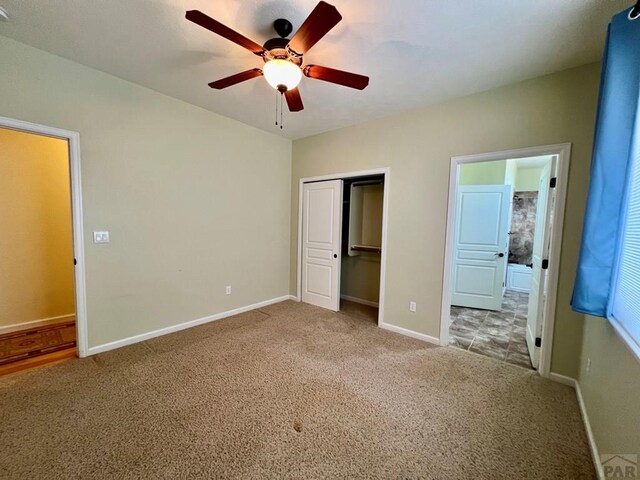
xmin=0 ymin=128 xmax=75 ymax=327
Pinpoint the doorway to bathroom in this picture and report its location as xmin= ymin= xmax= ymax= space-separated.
xmin=441 ymin=145 xmax=570 ymax=376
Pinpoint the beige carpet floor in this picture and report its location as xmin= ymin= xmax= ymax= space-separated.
xmin=0 ymin=300 xmax=594 ymax=479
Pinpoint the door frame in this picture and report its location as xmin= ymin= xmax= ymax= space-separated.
xmin=296 ymin=168 xmax=390 ymax=327
xmin=440 ymin=144 xmax=571 ymax=378
xmin=0 ymin=116 xmax=89 ymax=358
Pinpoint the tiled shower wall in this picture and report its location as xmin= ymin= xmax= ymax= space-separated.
xmin=508 ymin=191 xmax=538 ymax=265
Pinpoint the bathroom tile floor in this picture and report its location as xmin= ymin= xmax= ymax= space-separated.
xmin=449 ymin=290 xmax=533 ymax=370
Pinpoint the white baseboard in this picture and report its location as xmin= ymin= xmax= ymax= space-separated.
xmin=576 ymin=381 xmax=604 ymax=480
xmin=0 ymin=313 xmax=75 ymax=335
xmin=87 ymin=295 xmax=293 ymax=356
xmin=379 ymin=322 xmax=440 ymax=345
xmin=340 ymin=295 xmax=379 ymax=308
xmin=548 ymin=373 xmax=603 ymax=480
xmin=548 ymin=372 xmax=576 ymax=387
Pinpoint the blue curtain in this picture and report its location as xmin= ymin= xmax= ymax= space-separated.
xmin=572 ymin=7 xmax=640 ymax=317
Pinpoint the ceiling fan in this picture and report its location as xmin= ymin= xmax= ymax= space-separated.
xmin=185 ymin=1 xmax=369 ymax=114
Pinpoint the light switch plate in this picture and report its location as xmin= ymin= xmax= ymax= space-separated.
xmin=93 ymin=231 xmax=110 ymax=244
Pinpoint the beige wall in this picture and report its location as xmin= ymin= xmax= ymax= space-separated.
xmin=0 ymin=128 xmax=75 ymax=327
xmin=341 ymin=256 xmax=380 ymax=304
xmin=291 ymin=62 xmax=600 ymax=379
xmin=0 ymin=36 xmax=292 ymax=348
xmin=515 ymin=167 xmax=543 ymax=191
xmin=578 ymin=318 xmax=640 ymax=456
xmin=459 ymin=160 xmax=506 ymax=185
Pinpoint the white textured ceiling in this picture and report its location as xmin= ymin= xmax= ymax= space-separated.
xmin=0 ymin=0 xmax=630 ymax=139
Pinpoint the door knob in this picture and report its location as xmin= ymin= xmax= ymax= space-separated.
xmin=333 ymin=254 xmax=338 ymax=258
xmin=496 ymin=252 xmax=505 ymax=257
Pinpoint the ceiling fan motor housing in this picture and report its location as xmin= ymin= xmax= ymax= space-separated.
xmin=263 ymin=19 xmax=302 ymax=66
xmin=274 ymin=18 xmax=293 ymax=38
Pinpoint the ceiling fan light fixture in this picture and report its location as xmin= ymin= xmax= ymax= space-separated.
xmin=263 ymin=59 xmax=302 ymax=92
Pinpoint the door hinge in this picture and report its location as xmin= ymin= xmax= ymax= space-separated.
xmin=535 ymin=337 xmax=542 ymax=348
xmin=549 ymin=177 xmax=557 ymax=188
xmin=541 ymin=259 xmax=549 ymax=270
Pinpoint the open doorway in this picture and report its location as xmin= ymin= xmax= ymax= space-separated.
xmin=441 ymin=145 xmax=570 ymax=377
xmin=0 ymin=124 xmax=83 ymax=375
xmin=339 ymin=175 xmax=384 ymax=324
xmin=296 ymin=169 xmax=389 ymax=327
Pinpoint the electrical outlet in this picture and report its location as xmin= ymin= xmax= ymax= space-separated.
xmin=586 ymin=358 xmax=592 ymax=373
xmin=409 ymin=301 xmax=417 ymax=312
xmin=225 ymin=286 xmax=232 ymax=295
xmin=93 ymin=231 xmax=110 ymax=244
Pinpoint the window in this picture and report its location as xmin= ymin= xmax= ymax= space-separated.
xmin=609 ymin=118 xmax=640 ymax=359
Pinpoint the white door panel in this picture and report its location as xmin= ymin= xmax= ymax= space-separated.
xmin=451 ymin=185 xmax=511 ymax=311
xmin=306 ymin=188 xmax=335 ymax=244
xmin=507 ymin=268 xmax=532 ymax=292
xmin=455 ymin=265 xmax=498 ymax=295
xmin=306 ymin=263 xmax=332 ymax=297
xmin=526 ymin=158 xmax=556 ymax=369
xmin=301 ymin=180 xmax=343 ymax=311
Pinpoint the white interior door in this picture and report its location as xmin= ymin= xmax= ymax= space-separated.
xmin=301 ymin=180 xmax=343 ymax=311
xmin=451 ymin=185 xmax=511 ymax=311
xmin=526 ymin=159 xmax=556 ymax=369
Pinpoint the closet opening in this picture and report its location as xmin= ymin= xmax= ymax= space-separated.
xmin=339 ymin=175 xmax=384 ymax=323
xmin=296 ymin=168 xmax=389 ymax=327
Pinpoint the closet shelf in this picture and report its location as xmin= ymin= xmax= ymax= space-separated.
xmin=351 ymin=245 xmax=382 ymax=254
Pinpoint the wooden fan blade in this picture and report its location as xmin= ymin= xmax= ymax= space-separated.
xmin=287 ymin=1 xmax=342 ymax=56
xmin=186 ymin=10 xmax=265 ymax=56
xmin=285 ymin=88 xmax=304 ymax=112
xmin=208 ymin=69 xmax=263 ymax=89
xmin=303 ymin=65 xmax=369 ymax=90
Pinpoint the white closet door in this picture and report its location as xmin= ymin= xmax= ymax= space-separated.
xmin=301 ymin=180 xmax=343 ymax=311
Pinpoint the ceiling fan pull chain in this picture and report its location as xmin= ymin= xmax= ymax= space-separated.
xmin=275 ymin=92 xmax=279 ymax=126
xmin=280 ymin=92 xmax=284 ymax=129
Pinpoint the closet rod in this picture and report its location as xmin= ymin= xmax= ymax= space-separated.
xmin=351 ymin=181 xmax=384 ymax=187
xmin=351 ymin=245 xmax=382 ymax=254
